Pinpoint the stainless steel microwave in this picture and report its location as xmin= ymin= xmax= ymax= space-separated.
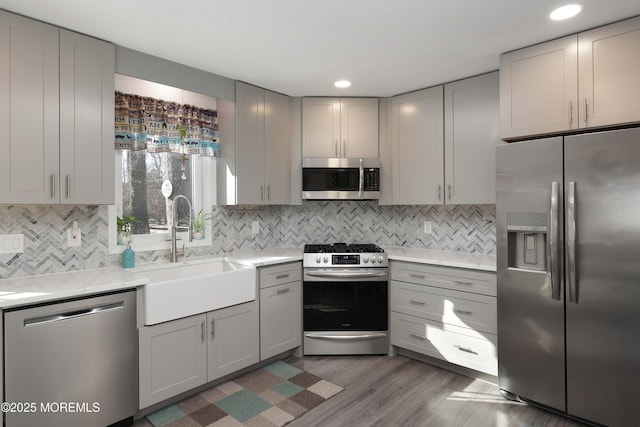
xmin=302 ymin=158 xmax=380 ymax=200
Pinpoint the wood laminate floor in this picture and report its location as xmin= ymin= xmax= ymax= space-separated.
xmin=286 ymin=355 xmax=587 ymax=427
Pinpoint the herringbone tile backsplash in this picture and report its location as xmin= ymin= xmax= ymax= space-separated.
xmin=0 ymin=202 xmax=495 ymax=278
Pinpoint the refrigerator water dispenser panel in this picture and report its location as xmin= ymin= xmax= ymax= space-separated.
xmin=507 ymin=212 xmax=548 ymax=271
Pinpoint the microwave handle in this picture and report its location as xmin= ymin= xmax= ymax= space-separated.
xmin=358 ymin=158 xmax=364 ymax=197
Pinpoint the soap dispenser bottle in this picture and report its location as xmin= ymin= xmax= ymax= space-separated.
xmin=122 ymin=244 xmax=135 ymax=268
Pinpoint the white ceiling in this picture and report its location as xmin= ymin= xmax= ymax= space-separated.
xmin=1 ymin=1 xmax=639 ymax=97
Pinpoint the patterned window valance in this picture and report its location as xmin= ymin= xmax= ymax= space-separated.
xmin=114 ymin=91 xmax=220 ymax=157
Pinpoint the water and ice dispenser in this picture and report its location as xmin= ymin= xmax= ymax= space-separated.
xmin=507 ymin=212 xmax=548 ymax=271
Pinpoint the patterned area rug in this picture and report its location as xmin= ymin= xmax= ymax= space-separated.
xmin=146 ymin=360 xmax=343 ymax=427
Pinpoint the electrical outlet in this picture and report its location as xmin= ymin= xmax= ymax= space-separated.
xmin=252 ymin=221 xmax=260 ymax=234
xmin=423 ymin=221 xmax=432 ymax=234
xmin=67 ymin=221 xmax=82 ymax=247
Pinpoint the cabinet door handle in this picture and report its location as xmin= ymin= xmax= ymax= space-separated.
xmin=267 ymin=186 xmax=271 ymax=201
xmin=201 ymin=321 xmax=205 ymax=342
xmin=51 ymin=173 xmax=56 ymax=199
xmin=335 ymin=140 xmax=339 ymax=157
xmin=276 ymin=287 xmax=291 ymax=295
xmin=66 ymin=174 xmax=71 ymax=199
xmin=583 ymin=98 xmax=588 ymax=123
xmin=454 ymin=344 xmax=478 ymax=355
xmin=437 ymin=185 xmax=442 ymax=201
xmin=260 ymin=185 xmax=264 ymax=201
xmin=211 ymin=318 xmax=215 ymax=339
xmin=409 ymin=333 xmax=428 ymax=341
xmin=454 ymin=308 xmax=473 ymax=315
xmin=409 ymin=273 xmax=426 ymax=280
xmin=409 ymin=300 xmax=426 ymax=306
xmin=568 ymin=100 xmax=573 ymax=126
xmin=275 ymin=273 xmax=291 ymax=280
xmin=448 ymin=184 xmax=452 ymax=201
xmin=343 ymin=139 xmax=347 ymax=157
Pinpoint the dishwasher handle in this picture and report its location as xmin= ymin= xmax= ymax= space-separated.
xmin=23 ymin=301 xmax=125 ymax=327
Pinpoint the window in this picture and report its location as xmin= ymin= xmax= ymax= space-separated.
xmin=109 ymin=74 xmax=217 ymax=254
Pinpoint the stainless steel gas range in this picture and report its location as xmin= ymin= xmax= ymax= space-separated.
xmin=302 ymin=243 xmax=389 ymax=355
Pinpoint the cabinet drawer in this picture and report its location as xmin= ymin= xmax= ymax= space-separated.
xmin=259 ymin=262 xmax=302 ymax=289
xmin=391 ymin=280 xmax=496 ymax=334
xmin=391 ymin=261 xmax=496 ymax=296
xmin=391 ymin=312 xmax=497 ymax=376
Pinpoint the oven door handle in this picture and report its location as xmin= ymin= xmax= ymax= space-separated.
xmin=304 ymin=271 xmax=388 ymax=279
xmin=305 ymin=332 xmax=388 ymax=341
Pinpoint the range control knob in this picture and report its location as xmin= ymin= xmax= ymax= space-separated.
xmin=315 ymin=256 xmax=322 ymax=264
xmin=362 ymin=256 xmax=369 ymax=263
xmin=323 ymin=256 xmax=329 ymax=263
xmin=378 ymin=256 xmax=384 ymax=263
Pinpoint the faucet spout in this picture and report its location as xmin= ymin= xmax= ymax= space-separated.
xmin=171 ymin=194 xmax=193 ymax=262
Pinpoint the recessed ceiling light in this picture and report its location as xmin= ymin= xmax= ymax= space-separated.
xmin=550 ymin=4 xmax=583 ymax=21
xmin=334 ymin=80 xmax=351 ymax=88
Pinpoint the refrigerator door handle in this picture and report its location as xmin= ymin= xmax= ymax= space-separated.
xmin=567 ymin=181 xmax=578 ymax=304
xmin=549 ymin=181 xmax=561 ymax=300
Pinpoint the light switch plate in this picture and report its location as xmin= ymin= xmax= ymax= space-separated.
xmin=252 ymin=221 xmax=260 ymax=234
xmin=0 ymin=234 xmax=24 ymax=254
xmin=423 ymin=221 xmax=432 ymax=234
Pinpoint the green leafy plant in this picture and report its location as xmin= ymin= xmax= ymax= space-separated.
xmin=192 ymin=209 xmax=213 ymax=229
xmin=117 ymin=215 xmax=140 ymax=231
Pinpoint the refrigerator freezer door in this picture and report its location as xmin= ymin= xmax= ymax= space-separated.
xmin=496 ymin=137 xmax=565 ymax=411
xmin=564 ymin=128 xmax=640 ymax=427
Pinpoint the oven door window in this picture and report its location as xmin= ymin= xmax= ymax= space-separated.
xmin=303 ymin=281 xmax=388 ymax=331
xmin=302 ymin=168 xmax=359 ymax=191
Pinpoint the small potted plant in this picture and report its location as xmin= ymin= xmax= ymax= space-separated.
xmin=117 ymin=215 xmax=140 ymax=246
xmin=191 ymin=209 xmax=213 ymax=240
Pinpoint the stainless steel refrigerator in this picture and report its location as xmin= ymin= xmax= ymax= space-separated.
xmin=496 ymin=127 xmax=640 ymax=427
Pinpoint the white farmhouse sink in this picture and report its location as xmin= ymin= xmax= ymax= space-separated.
xmin=138 ymin=261 xmax=256 ymax=325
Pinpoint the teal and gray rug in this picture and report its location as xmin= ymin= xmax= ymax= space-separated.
xmin=145 ymin=360 xmax=343 ymax=426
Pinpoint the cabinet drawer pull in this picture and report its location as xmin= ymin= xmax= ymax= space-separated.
xmin=454 ymin=344 xmax=478 ymax=355
xmin=409 ymin=300 xmax=426 ymax=306
xmin=276 ymin=287 xmax=291 ymax=295
xmin=275 ymin=273 xmax=291 ymax=280
xmin=454 ymin=308 xmax=473 ymax=315
xmin=409 ymin=273 xmax=426 ymax=280
xmin=453 ymin=280 xmax=473 ymax=286
xmin=409 ymin=333 xmax=428 ymax=341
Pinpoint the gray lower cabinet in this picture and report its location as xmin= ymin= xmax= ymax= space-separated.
xmin=259 ymin=262 xmax=302 ymax=360
xmin=139 ymin=300 xmax=259 ymax=409
xmin=390 ymin=261 xmax=497 ymax=376
xmin=207 ymin=301 xmax=260 ymax=380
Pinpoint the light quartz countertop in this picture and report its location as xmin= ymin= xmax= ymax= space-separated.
xmin=385 ymin=247 xmax=496 ymax=272
xmin=0 ymin=246 xmax=494 ymax=308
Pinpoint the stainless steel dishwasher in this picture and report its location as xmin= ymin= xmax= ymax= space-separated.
xmin=3 ymin=290 xmax=137 ymax=427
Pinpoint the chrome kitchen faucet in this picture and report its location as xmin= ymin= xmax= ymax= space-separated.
xmin=171 ymin=194 xmax=193 ymax=262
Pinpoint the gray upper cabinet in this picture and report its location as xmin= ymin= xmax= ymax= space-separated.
xmin=235 ymin=82 xmax=291 ymax=204
xmin=501 ymin=16 xmax=640 ymax=139
xmin=60 ymin=29 xmax=115 ymax=205
xmin=390 ymin=86 xmax=444 ymax=205
xmin=0 ymin=11 xmax=60 ymax=204
xmin=444 ymin=72 xmax=500 ymax=204
xmin=500 ymin=35 xmax=578 ymax=139
xmin=0 ymin=10 xmax=114 ymax=204
xmin=303 ymin=97 xmax=378 ymax=158
xmin=579 ymin=16 xmax=640 ymax=129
